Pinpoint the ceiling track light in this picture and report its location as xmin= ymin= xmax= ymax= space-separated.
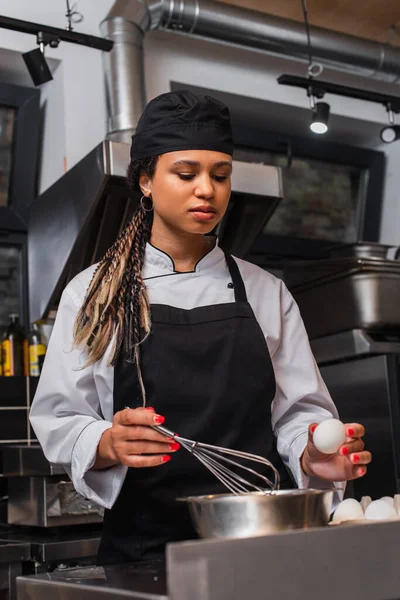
xmin=380 ymin=102 xmax=400 ymax=143
xmin=0 ymin=15 xmax=112 ymax=86
xmin=307 ymin=85 xmax=329 ymax=135
xmin=22 ymin=31 xmax=60 ymax=86
xmin=310 ymin=101 xmax=330 ymax=135
xmin=278 ymin=75 xmax=400 ymax=143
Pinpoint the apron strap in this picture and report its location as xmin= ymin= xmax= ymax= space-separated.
xmin=224 ymin=253 xmax=248 ymax=303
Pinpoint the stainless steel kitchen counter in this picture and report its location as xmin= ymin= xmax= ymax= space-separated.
xmin=0 ymin=525 xmax=101 ymax=564
xmin=17 ymin=560 xmax=168 ymax=600
xmin=17 ymin=519 xmax=400 ymax=600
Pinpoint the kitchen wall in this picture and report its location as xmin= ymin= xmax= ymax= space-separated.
xmin=0 ymin=0 xmax=399 ymax=242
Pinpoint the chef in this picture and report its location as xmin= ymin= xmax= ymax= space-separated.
xmin=30 ymin=90 xmax=371 ymax=565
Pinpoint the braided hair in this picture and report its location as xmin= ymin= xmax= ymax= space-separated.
xmin=73 ymin=156 xmax=159 ymax=373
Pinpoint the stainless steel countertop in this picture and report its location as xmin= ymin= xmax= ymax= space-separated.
xmin=0 ymin=526 xmax=101 ymax=562
xmin=17 ymin=561 xmax=168 ymax=600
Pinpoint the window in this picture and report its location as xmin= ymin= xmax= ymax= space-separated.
xmin=0 ymin=236 xmax=28 ymax=332
xmin=0 ymin=244 xmax=21 ymax=329
xmin=234 ymin=148 xmax=362 ymax=243
xmin=0 ymin=107 xmax=16 ymax=208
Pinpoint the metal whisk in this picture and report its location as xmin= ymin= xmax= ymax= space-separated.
xmin=153 ymin=425 xmax=280 ymax=495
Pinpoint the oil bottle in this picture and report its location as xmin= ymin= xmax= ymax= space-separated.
xmin=28 ymin=322 xmax=47 ymax=377
xmin=1 ymin=314 xmax=27 ymax=376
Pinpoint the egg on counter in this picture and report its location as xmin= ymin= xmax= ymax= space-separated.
xmin=313 ymin=419 xmax=346 ymax=455
xmin=332 ymin=498 xmax=364 ymax=523
xmin=360 ymin=496 xmax=372 ymax=512
xmin=380 ymin=496 xmax=395 ymax=507
xmin=364 ymin=499 xmax=398 ymax=521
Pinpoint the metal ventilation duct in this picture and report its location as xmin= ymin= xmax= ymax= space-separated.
xmin=29 ymin=0 xmax=400 ymax=321
xmin=100 ymin=0 xmax=400 ymax=141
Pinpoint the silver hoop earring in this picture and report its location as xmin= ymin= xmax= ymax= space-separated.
xmin=140 ymin=195 xmax=154 ymax=212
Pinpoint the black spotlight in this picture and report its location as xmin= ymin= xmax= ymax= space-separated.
xmin=22 ymin=47 xmax=53 ymax=86
xmin=310 ymin=101 xmax=330 ymax=135
xmin=380 ymin=125 xmax=400 ymax=144
xmin=22 ymin=32 xmax=59 ymax=87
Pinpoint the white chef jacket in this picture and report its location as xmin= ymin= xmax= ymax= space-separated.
xmin=30 ymin=241 xmax=342 ymax=509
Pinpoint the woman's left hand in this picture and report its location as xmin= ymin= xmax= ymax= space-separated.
xmin=301 ymin=423 xmax=372 ymax=482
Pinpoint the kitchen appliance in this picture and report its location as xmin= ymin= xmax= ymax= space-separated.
xmin=153 ymin=424 xmax=280 ymax=494
xmin=327 ymin=241 xmax=397 ymax=259
xmin=284 ymin=252 xmax=400 ymax=340
xmin=0 ymin=445 xmax=102 ymax=597
xmin=182 ymin=489 xmax=333 ymax=539
xmin=7 ymin=477 xmax=103 ymax=528
xmin=2 ymin=445 xmax=103 ymax=528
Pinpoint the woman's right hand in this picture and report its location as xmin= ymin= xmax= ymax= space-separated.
xmin=94 ymin=407 xmax=180 ymax=470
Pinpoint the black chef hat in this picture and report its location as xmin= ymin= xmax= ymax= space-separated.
xmin=130 ymin=90 xmax=234 ymax=161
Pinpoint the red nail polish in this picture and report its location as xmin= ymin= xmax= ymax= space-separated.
xmin=347 ymin=428 xmax=355 ymax=437
xmin=311 ymin=424 xmax=318 ymax=433
xmin=145 ymin=407 xmax=155 ymax=411
xmin=352 ymin=454 xmax=360 ymax=463
xmin=359 ymin=467 xmax=366 ymax=475
xmin=162 ymin=455 xmax=171 ymax=463
xmin=340 ymin=447 xmax=349 ymax=456
xmin=169 ymin=442 xmax=180 ymax=451
xmin=154 ymin=415 xmax=165 ymax=424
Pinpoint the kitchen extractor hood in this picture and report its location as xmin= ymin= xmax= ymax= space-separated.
xmin=28 ymin=141 xmax=283 ymax=322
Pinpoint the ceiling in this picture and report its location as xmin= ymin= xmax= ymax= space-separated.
xmin=217 ymin=0 xmax=400 ymax=46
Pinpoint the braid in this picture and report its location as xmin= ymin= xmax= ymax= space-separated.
xmin=73 ymin=155 xmax=158 ymax=369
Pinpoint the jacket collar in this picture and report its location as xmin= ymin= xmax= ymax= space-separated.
xmin=143 ymin=237 xmax=226 ymax=278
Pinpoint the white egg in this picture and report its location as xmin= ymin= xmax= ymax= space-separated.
xmin=380 ymin=496 xmax=394 ymax=507
xmin=360 ymin=496 xmax=372 ymax=512
xmin=364 ymin=499 xmax=398 ymax=521
xmin=394 ymin=495 xmax=400 ymax=515
xmin=332 ymin=498 xmax=364 ymax=523
xmin=313 ymin=419 xmax=346 ymax=454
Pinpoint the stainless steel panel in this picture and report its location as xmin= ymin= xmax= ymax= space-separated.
xmin=167 ymin=520 xmax=400 ymax=600
xmin=17 ymin=578 xmax=159 ymax=600
xmin=328 ymin=242 xmax=397 ymax=259
xmin=0 ymin=528 xmax=100 ymax=564
xmin=1 ymin=445 xmax=64 ymax=477
xmin=311 ymin=329 xmax=400 ymax=364
xmin=28 ymin=141 xmax=133 ymax=321
xmin=8 ymin=478 xmax=103 ymax=527
xmin=17 ymin=562 xmax=168 ymax=600
xmin=230 ymin=161 xmax=283 ymax=198
xmin=0 ymin=542 xmax=30 ymax=564
xmin=284 ymin=256 xmax=400 ymax=289
xmin=103 ymin=140 xmax=130 ymax=177
xmin=30 ymin=536 xmax=100 ymax=563
xmin=292 ymin=271 xmax=400 ymax=340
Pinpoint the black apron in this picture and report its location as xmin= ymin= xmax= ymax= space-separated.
xmin=97 ymin=253 xmax=293 ymax=565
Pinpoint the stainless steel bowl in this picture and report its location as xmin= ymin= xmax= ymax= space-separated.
xmin=182 ymin=489 xmax=333 ymax=539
